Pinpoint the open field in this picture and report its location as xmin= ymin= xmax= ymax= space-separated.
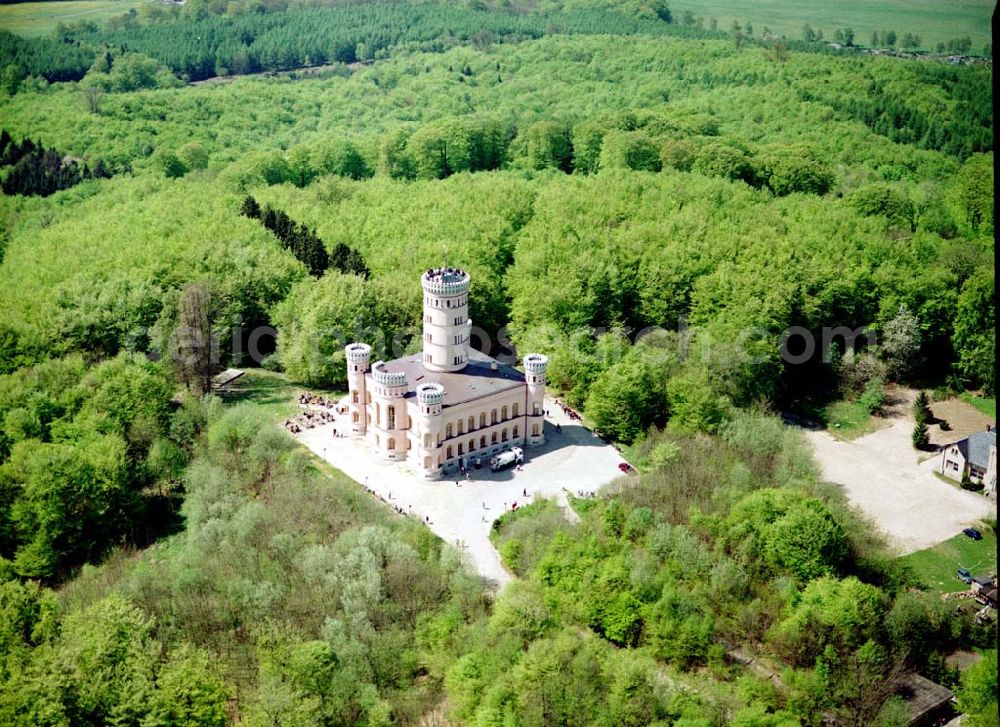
xmin=0 ymin=0 xmax=149 ymax=37
xmin=898 ymin=528 xmax=997 ymax=593
xmin=671 ymin=0 xmax=992 ymax=50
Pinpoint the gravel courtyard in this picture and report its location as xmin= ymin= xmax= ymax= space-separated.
xmin=806 ymin=419 xmax=996 ymax=555
xmin=296 ymin=396 xmax=627 ymax=587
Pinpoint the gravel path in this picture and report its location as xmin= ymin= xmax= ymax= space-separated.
xmin=806 ymin=418 xmax=995 ymax=554
xmin=296 ymin=396 xmax=626 ymax=588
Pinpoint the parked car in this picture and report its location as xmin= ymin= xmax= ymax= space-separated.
xmin=618 ymin=462 xmax=635 ymax=473
xmin=963 ymin=528 xmax=983 ymax=540
xmin=958 ymin=567 xmax=973 ymax=583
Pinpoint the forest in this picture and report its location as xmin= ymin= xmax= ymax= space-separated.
xmin=0 ymin=1 xmax=996 ymax=724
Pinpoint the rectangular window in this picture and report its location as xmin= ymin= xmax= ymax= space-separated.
xmin=454 ymin=356 xmax=460 ymax=365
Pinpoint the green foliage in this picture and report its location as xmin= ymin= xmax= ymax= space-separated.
xmin=585 ymin=351 xmax=665 ymax=443
xmin=725 ymin=489 xmax=849 ymax=581
xmin=0 ymin=355 xmax=178 ymax=579
xmin=0 ymin=593 xmax=228 ymax=725
xmin=859 ymin=378 xmax=886 ymax=414
xmin=952 ymin=270 xmax=995 ymax=393
xmin=176 ymin=141 xmax=209 ymax=171
xmin=769 ymin=576 xmax=887 ymax=666
xmin=755 ymin=146 xmax=833 ymax=196
xmin=154 ymin=148 xmax=186 ymax=179
xmin=518 ymin=120 xmax=574 ymax=172
xmin=849 ymin=183 xmax=915 ymax=230
xmin=666 ymin=374 xmax=729 ymax=434
xmin=956 ymin=650 xmax=998 ymax=727
xmin=599 ymin=129 xmax=662 ymax=172
xmin=0 ymin=18 xmax=996 ymax=727
xmin=83 ymin=51 xmax=182 ymax=92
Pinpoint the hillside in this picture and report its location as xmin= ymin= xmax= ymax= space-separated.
xmin=0 ymin=4 xmax=996 ymax=725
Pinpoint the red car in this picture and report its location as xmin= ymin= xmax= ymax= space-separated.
xmin=618 ymin=462 xmax=635 ymax=474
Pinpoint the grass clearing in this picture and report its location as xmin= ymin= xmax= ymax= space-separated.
xmin=0 ymin=0 xmax=150 ymax=38
xmin=959 ymin=392 xmax=997 ymax=419
xmin=898 ymin=527 xmax=997 ymax=593
xmin=822 ymin=399 xmax=887 ymax=440
xmin=214 ymin=368 xmax=343 ymax=420
xmin=670 ymin=0 xmax=992 ymax=51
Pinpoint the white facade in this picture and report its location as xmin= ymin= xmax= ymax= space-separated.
xmin=346 ymin=267 xmax=547 ymax=478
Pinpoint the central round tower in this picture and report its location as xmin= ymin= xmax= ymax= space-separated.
xmin=421 ymin=267 xmax=472 ymax=373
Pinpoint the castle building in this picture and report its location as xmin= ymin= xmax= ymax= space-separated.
xmin=345 ymin=267 xmax=547 ymax=478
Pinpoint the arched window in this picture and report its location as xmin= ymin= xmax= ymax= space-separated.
xmin=468 ymin=416 xmax=475 ymax=431
xmin=480 ymin=436 xmax=486 ymax=449
xmin=352 ymin=412 xmax=359 ymax=423
xmin=533 ymin=402 xmax=540 ymax=415
xmin=480 ymin=413 xmax=486 ymax=428
xmin=458 ymin=443 xmax=464 ymax=455
xmin=446 ymin=445 xmax=453 ymax=459
xmin=491 ymin=432 xmax=498 ymax=444
xmin=424 ymin=456 xmax=432 ymax=469
xmin=513 ymin=425 xmax=519 ymax=438
xmin=375 ymin=402 xmax=381 ymax=424
xmin=446 ymin=423 xmax=453 ymax=438
xmin=491 ymin=409 xmax=497 ymax=425
xmin=501 ymin=428 xmax=508 ymax=442
xmin=424 ymin=433 xmax=433 ymax=447
xmin=469 ymin=439 xmax=476 ymax=451
xmin=512 ymin=403 xmax=519 ymax=417
xmin=388 ymin=437 xmax=395 ymax=450
xmin=501 ymin=405 xmax=508 ymax=420
xmin=532 ymin=424 xmax=539 ymax=436
xmin=457 ymin=419 xmax=464 ymax=435
xmin=352 ymin=390 xmax=359 ymax=403
xmin=387 ymin=405 xmax=395 ymax=430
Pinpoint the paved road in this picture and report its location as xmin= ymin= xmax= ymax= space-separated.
xmin=297 ymin=397 xmax=626 ymax=588
xmin=806 ymin=419 xmax=996 ymax=554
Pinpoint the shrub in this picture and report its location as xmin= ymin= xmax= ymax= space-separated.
xmin=859 ymin=378 xmax=886 ymax=414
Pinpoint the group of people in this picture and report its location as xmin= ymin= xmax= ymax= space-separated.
xmin=282 ymin=408 xmax=336 ymax=433
xmin=298 ymin=392 xmax=340 ymax=410
xmin=283 ymin=391 xmax=349 ymax=435
xmin=556 ymin=401 xmax=582 ymax=421
xmin=362 ymin=484 xmax=410 ymax=517
xmin=576 ymin=489 xmax=598 ymax=498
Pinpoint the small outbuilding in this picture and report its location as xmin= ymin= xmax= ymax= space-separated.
xmin=896 ymin=672 xmax=956 ymax=727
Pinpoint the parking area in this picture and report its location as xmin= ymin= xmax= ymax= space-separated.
xmin=806 ymin=419 xmax=996 ymax=555
xmin=296 ymin=396 xmax=627 ymax=587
